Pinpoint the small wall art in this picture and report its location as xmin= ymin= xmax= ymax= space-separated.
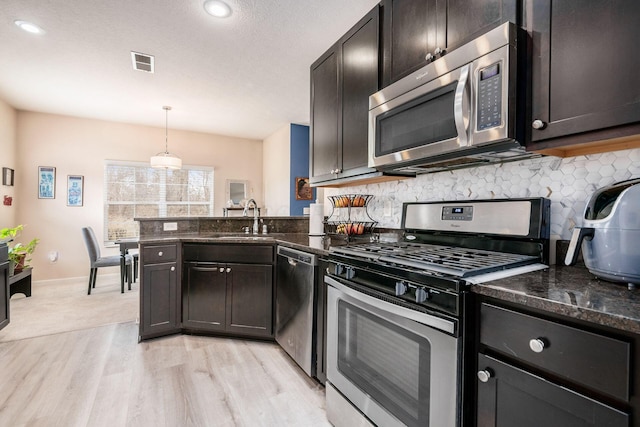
xmin=38 ymin=166 xmax=56 ymax=199
xmin=67 ymin=175 xmax=84 ymax=207
xmin=2 ymin=168 xmax=14 ymax=186
xmin=295 ymin=177 xmax=313 ymax=200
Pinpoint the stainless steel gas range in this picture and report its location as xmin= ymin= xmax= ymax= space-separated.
xmin=324 ymin=198 xmax=550 ymax=427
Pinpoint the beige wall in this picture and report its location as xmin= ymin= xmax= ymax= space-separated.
xmin=262 ymin=124 xmax=291 ymax=216
xmin=15 ymin=111 xmax=263 ymax=281
xmin=0 ymin=99 xmax=17 ymax=228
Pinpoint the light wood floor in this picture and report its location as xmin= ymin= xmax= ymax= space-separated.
xmin=0 ymin=276 xmax=331 ymax=426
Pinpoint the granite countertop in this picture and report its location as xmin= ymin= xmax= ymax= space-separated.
xmin=138 ymin=232 xmax=640 ymax=336
xmin=138 ymin=232 xmax=336 ymax=255
xmin=473 ymin=265 xmax=640 ymax=335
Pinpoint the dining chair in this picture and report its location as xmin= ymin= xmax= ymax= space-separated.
xmin=128 ymin=248 xmax=139 ymax=282
xmin=81 ymin=227 xmax=133 ymax=295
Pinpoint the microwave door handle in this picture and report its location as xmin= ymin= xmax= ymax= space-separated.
xmin=454 ymin=64 xmax=471 ymax=147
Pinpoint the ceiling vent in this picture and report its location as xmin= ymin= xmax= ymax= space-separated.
xmin=131 ymin=51 xmax=154 ymax=73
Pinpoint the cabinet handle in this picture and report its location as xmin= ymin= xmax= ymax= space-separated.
xmin=434 ymin=46 xmax=445 ymax=56
xmin=158 ymin=251 xmax=163 ymax=257
xmin=219 ymin=267 xmax=225 ymax=273
xmin=477 ymin=369 xmax=493 ymax=383
xmin=425 ymin=52 xmax=434 ymax=62
xmin=532 ymin=119 xmax=546 ymax=130
xmin=170 ymin=266 xmax=175 ymax=271
xmin=529 ymin=338 xmax=546 ymax=353
xmin=226 ymin=267 xmax=231 ymax=273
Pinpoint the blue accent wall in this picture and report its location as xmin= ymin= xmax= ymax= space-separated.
xmin=289 ymin=124 xmax=314 ymax=216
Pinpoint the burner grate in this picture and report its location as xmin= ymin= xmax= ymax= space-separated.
xmin=332 ymin=242 xmax=539 ymax=278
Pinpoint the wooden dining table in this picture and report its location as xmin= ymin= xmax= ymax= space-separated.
xmin=115 ymin=238 xmax=139 ymax=293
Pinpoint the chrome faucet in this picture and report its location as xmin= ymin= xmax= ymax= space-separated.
xmin=243 ymin=198 xmax=259 ymax=234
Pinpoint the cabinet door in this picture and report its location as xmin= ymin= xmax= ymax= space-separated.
xmin=477 ymin=354 xmax=629 ymax=427
xmin=381 ymin=0 xmax=436 ymax=86
xmin=443 ymin=0 xmax=518 ymax=53
xmin=141 ymin=262 xmax=179 ymax=338
xmin=226 ymin=263 xmax=273 ymax=337
xmin=527 ymin=0 xmax=640 ymax=145
xmin=0 ymin=262 xmax=8 ymax=331
xmin=183 ymin=263 xmax=227 ymax=332
xmin=310 ymin=48 xmax=339 ymax=182
xmin=340 ymin=7 xmax=380 ymax=174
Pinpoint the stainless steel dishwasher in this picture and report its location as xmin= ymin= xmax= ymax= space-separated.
xmin=276 ymin=246 xmax=317 ymax=378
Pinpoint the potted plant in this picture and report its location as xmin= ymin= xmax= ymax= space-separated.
xmin=0 ymin=225 xmax=39 ymax=275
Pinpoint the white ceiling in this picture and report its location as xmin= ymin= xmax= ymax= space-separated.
xmin=0 ymin=0 xmax=380 ymax=140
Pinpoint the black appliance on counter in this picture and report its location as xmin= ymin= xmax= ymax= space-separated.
xmin=324 ymin=198 xmax=550 ymax=427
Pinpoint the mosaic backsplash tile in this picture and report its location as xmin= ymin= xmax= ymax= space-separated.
xmin=324 ymin=148 xmax=640 ymax=240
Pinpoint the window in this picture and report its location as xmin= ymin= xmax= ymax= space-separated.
xmin=104 ymin=161 xmax=214 ymax=241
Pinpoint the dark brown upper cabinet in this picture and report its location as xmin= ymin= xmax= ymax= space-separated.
xmin=310 ymin=6 xmax=380 ymax=186
xmin=381 ymin=0 xmax=518 ymax=87
xmin=525 ymin=0 xmax=640 ymax=152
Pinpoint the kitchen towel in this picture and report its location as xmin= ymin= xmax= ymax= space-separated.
xmin=309 ymin=202 xmax=325 ymax=235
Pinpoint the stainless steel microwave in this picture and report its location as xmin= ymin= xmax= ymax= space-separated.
xmin=368 ymin=23 xmax=533 ymax=174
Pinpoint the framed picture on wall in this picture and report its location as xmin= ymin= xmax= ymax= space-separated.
xmin=295 ymin=177 xmax=313 ymax=200
xmin=38 ymin=166 xmax=56 ymax=199
xmin=67 ymin=175 xmax=84 ymax=207
xmin=2 ymin=167 xmax=14 ymax=186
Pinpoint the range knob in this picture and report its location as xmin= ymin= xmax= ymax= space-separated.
xmin=415 ymin=287 xmax=429 ymax=303
xmin=345 ymin=267 xmax=356 ymax=280
xmin=334 ymin=264 xmax=345 ymax=275
xmin=395 ymin=281 xmax=408 ymax=296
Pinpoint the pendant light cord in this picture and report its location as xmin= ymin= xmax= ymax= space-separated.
xmin=164 ymin=105 xmax=171 ymax=154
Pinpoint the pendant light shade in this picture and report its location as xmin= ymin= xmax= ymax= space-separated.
xmin=151 ymin=106 xmax=182 ymax=169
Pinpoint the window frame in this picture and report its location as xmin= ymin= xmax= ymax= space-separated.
xmin=103 ymin=160 xmax=214 ymax=243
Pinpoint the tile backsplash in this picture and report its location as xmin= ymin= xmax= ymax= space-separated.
xmin=324 ymin=148 xmax=640 ymax=240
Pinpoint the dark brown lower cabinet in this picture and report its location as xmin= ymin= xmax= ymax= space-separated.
xmin=477 ymin=353 xmax=629 ymax=427
xmin=139 ymin=243 xmax=180 ymax=340
xmin=183 ymin=261 xmax=273 ymax=338
xmin=0 ymin=260 xmax=9 ymax=331
xmin=183 ymin=263 xmax=227 ymax=332
xmin=140 ymin=261 xmax=179 ymax=339
xmin=477 ymin=301 xmax=634 ymax=427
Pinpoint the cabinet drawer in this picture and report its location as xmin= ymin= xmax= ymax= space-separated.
xmin=477 ymin=353 xmax=630 ymax=427
xmin=183 ymin=244 xmax=273 ymax=264
xmin=480 ymin=303 xmax=631 ymax=401
xmin=142 ymin=244 xmax=178 ymax=264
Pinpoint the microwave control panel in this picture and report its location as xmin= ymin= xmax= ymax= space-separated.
xmin=476 ymin=62 xmax=502 ymax=131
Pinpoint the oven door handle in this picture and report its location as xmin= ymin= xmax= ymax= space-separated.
xmin=325 ymin=276 xmax=456 ymax=335
xmin=454 ymin=64 xmax=471 ymax=147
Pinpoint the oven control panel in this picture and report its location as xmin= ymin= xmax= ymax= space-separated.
xmin=328 ymin=260 xmax=460 ymax=317
xmin=442 ymin=206 xmax=473 ymax=221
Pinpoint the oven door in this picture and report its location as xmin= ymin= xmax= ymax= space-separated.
xmin=326 ymin=276 xmax=459 ymax=427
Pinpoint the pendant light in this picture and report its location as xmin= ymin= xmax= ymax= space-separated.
xmin=150 ymin=106 xmax=182 ymax=169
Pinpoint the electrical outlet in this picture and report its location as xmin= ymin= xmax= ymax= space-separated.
xmin=163 ymin=222 xmax=178 ymax=231
xmin=384 ymin=201 xmax=392 ymax=217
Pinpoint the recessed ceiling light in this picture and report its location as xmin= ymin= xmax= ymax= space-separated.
xmin=203 ymin=0 xmax=232 ymax=18
xmin=14 ymin=20 xmax=45 ymax=35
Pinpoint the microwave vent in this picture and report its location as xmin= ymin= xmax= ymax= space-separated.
xmin=131 ymin=51 xmax=155 ymax=73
